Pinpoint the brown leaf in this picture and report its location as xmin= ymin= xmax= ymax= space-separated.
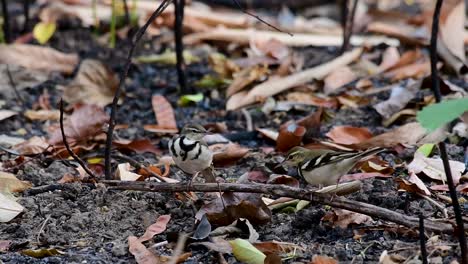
xmin=322 ymin=209 xmax=372 ymax=229
xmin=384 ymin=59 xmax=430 ymax=81
xmin=286 ymin=92 xmax=338 ymax=108
xmin=309 ymin=255 xmax=338 ymax=264
xmin=367 ymin=21 xmax=428 ymax=45
xmin=201 ymin=192 xmax=271 ymax=226
xmin=138 ymin=215 xmax=171 ymax=243
xmin=210 ymin=143 xmax=249 ymax=167
xmin=113 ymin=139 xmax=161 ymax=155
xmin=323 ymin=66 xmax=357 ymax=95
xmin=251 ymin=38 xmax=290 ymax=60
xmin=407 ymin=152 xmax=465 ymax=185
xmin=144 ymin=95 xmax=178 ymax=134
xmin=440 ymin=0 xmax=466 ymax=62
xmin=267 ymin=175 xmax=300 ymax=188
xmin=385 ymin=49 xmax=423 ymax=72
xmin=0 ymin=171 xmax=32 ymax=193
xmin=396 ymin=172 xmax=430 ymax=196
xmin=276 ymin=122 xmax=306 ymax=152
xmin=13 ymin=136 xmax=49 ymax=155
xmin=0 ymin=44 xmax=78 ymax=74
xmin=226 ymin=64 xmax=269 ymax=97
xmin=61 ymin=59 xmax=118 ymax=107
xmin=359 ymin=157 xmax=394 ymax=175
xmin=377 ymin=46 xmax=400 ymax=72
xmin=48 ymin=104 xmax=109 ymax=145
xmin=128 ymin=236 xmax=160 ymax=264
xmin=326 ymin=126 xmax=373 ymax=145
xmin=24 ymin=110 xmax=60 ymax=121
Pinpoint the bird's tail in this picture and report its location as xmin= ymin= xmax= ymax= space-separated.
xmin=354 ymin=147 xmax=385 ymax=160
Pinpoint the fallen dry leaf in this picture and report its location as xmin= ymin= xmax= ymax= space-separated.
xmin=407 ymin=152 xmax=465 ymax=185
xmin=251 ymin=38 xmax=290 ymax=60
xmin=396 ymin=173 xmax=430 ymax=196
xmin=254 ymin=241 xmax=303 ymax=256
xmin=201 ymin=192 xmax=271 ymax=226
xmin=61 ymin=59 xmax=118 ymax=107
xmin=24 ymin=109 xmax=60 ymax=121
xmin=439 ymin=0 xmax=466 ymax=63
xmin=13 ymin=136 xmax=50 ymax=155
xmin=323 ymin=66 xmax=357 ymax=95
xmin=276 ymin=122 xmax=306 ymax=152
xmin=48 ymin=104 xmax=109 ymax=145
xmin=128 ymin=236 xmax=160 ymax=264
xmin=144 ymin=95 xmax=178 ymax=134
xmin=326 ymin=126 xmax=373 ymax=145
xmin=0 ymin=44 xmax=79 ymax=74
xmin=373 ymin=80 xmax=421 ymax=119
xmin=309 ymin=255 xmax=338 ymax=264
xmin=322 ymin=209 xmax=373 ymax=229
xmin=226 ymin=48 xmax=362 ymax=110
xmin=226 ymin=64 xmax=269 ymax=97
xmin=139 ymin=215 xmax=171 ymax=242
xmin=113 ymin=139 xmax=161 ymax=155
xmin=384 ymin=59 xmax=430 ymax=81
xmin=0 ymin=171 xmax=32 ymax=193
xmin=0 ymin=110 xmax=17 ymax=121
xmin=377 ymin=46 xmax=400 ymax=73
xmin=116 ymin=163 xmax=143 ymax=181
xmin=210 ymin=143 xmax=249 ymax=167
xmin=0 ymin=193 xmax=24 ymax=223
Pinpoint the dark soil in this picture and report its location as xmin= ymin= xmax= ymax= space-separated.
xmin=0 ymin=5 xmax=466 ymax=264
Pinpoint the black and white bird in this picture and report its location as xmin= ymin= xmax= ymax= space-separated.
xmin=168 ymin=124 xmax=215 ymax=182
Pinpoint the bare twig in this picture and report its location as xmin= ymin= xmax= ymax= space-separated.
xmin=123 ymin=0 xmax=130 ymax=26
xmin=168 ymin=233 xmax=188 ymax=264
xmin=174 ymin=0 xmax=188 ymax=92
xmin=22 ymin=0 xmax=30 ymax=33
xmin=230 ymin=0 xmax=292 ymax=36
xmin=104 ymin=0 xmax=173 ymax=180
xmin=36 ymin=215 xmax=51 ymax=244
xmin=1 ymin=0 xmax=10 ymax=43
xmin=59 ymin=99 xmax=96 ymax=179
xmin=419 ymin=214 xmax=428 ymax=264
xmin=341 ymin=0 xmax=359 ymax=54
xmin=340 ymin=0 xmax=348 ymax=55
xmin=429 ymin=0 xmax=467 ymax=262
xmin=101 ymin=181 xmax=459 ymax=234
xmin=6 ymin=65 xmax=25 ymax=108
xmin=241 ymin=108 xmax=253 ymax=132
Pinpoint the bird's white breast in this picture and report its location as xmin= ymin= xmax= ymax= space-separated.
xmin=169 ymin=136 xmax=213 ymax=175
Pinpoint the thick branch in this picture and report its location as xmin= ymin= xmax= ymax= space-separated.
xmin=102 ymin=181 xmax=457 ymax=234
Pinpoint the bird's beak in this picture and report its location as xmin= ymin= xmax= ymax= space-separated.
xmin=275 ymin=159 xmax=286 ymax=169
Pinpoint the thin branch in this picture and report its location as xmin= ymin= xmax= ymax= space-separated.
xmin=101 ymin=180 xmax=458 ymax=234
xmin=123 ymin=0 xmax=130 ymax=26
xmin=341 ymin=0 xmax=359 ymax=54
xmin=59 ymin=99 xmax=96 ymax=179
xmin=104 ymin=0 xmax=173 ymax=180
xmin=174 ymin=0 xmax=188 ymax=93
xmin=340 ymin=0 xmax=348 ymax=55
xmin=231 ymin=0 xmax=292 ymax=36
xmin=419 ymin=214 xmax=428 ymax=264
xmin=22 ymin=0 xmax=29 ymax=33
xmin=6 ymin=65 xmax=25 ymax=108
xmin=1 ymin=0 xmax=10 ymax=43
xmin=430 ymin=0 xmax=467 ymax=262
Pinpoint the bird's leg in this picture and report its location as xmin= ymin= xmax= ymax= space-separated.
xmin=186 ymin=172 xmax=200 ymax=192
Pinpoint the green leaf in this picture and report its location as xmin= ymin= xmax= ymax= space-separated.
xmin=195 ymin=75 xmax=231 ymax=88
xmin=33 ymin=22 xmax=57 ymax=44
xmin=178 ymin=93 xmax=204 ymax=106
xmin=417 ymin=98 xmax=468 ymax=131
xmin=417 ymin=144 xmax=435 ymax=157
xmin=229 ymin=239 xmax=266 ymax=264
xmin=136 ymin=51 xmax=200 ymax=65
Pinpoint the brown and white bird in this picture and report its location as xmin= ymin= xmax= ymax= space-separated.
xmin=282 ymin=147 xmax=384 ymax=186
xmin=169 ymin=124 xmax=215 ymax=182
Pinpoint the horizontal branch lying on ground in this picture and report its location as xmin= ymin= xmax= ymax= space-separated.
xmin=101 ymin=180 xmax=458 ymax=234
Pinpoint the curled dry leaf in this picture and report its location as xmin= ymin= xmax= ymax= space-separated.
xmin=250 ymin=38 xmax=290 ymax=60
xmin=439 ymin=0 xmax=466 ymax=63
xmin=407 ymin=152 xmax=465 ymax=185
xmin=61 ymin=59 xmax=118 ymax=107
xmin=210 ymin=143 xmax=249 ymax=167
xmin=116 ymin=163 xmax=143 ymax=181
xmin=267 ymin=175 xmax=300 ymax=188
xmin=373 ymin=80 xmax=421 ymax=119
xmin=0 ymin=171 xmax=32 ymax=193
xmin=326 ymin=126 xmax=373 ymax=145
xmin=0 ymin=44 xmax=79 ymax=74
xmin=128 ymin=236 xmax=160 ymax=264
xmin=0 ymin=110 xmax=17 ymax=121
xmin=201 ymin=192 xmax=271 ymax=226
xmin=138 ymin=215 xmax=171 ymax=243
xmin=13 ymin=136 xmax=49 ymax=155
xmin=384 ymin=59 xmax=430 ymax=81
xmin=377 ymin=46 xmax=400 ymax=73
xmin=113 ymin=139 xmax=161 ymax=155
xmin=0 ymin=193 xmax=24 ymax=223
xmin=226 ymin=65 xmax=269 ymax=97
xmin=286 ymin=92 xmax=339 ymax=108
xmin=144 ymin=95 xmax=178 ymax=134
xmin=276 ymin=122 xmax=306 ymax=152
xmin=322 ymin=209 xmax=373 ymax=229
xmin=323 ymin=66 xmax=357 ymax=95
xmin=48 ymin=104 xmax=109 ymax=145
xmin=24 ymin=110 xmax=60 ymax=121
xmin=396 ymin=172 xmax=430 ymax=196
